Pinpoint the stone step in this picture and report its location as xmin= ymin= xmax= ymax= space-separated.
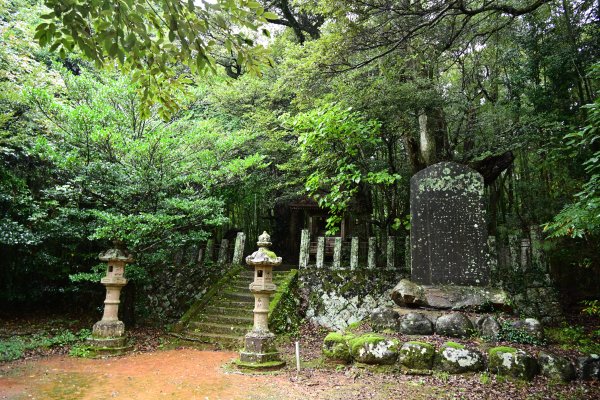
xmin=200 ymin=314 xmax=253 ymax=325
xmin=208 ymin=299 xmax=255 ymax=309
xmin=178 ymin=331 xmax=243 ymax=348
xmin=203 ymin=306 xmax=252 ymax=317
xmin=189 ymin=321 xmax=250 ymax=335
xmin=222 ymin=292 xmax=255 ymax=302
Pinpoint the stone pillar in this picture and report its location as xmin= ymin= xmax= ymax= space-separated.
xmin=487 ymin=236 xmax=498 ymax=283
xmin=299 ymin=229 xmax=310 ymax=268
xmin=530 ymin=226 xmax=547 ymax=272
xmin=332 ymin=237 xmax=342 ymax=269
xmin=197 ymin=246 xmax=204 ymax=264
xmin=508 ymin=235 xmax=520 ymax=272
xmin=316 ymin=236 xmax=325 ymax=269
xmin=238 ymin=232 xmax=285 ymax=369
xmin=386 ymin=236 xmax=395 ymax=270
xmin=520 ymin=238 xmax=531 ymax=272
xmin=232 ymin=232 xmax=246 ymax=265
xmin=88 ymin=241 xmax=133 ymax=353
xmin=404 ymin=236 xmax=411 ymax=276
xmin=204 ymin=239 xmax=214 ymax=264
xmin=367 ymin=237 xmax=376 ymax=269
xmin=350 ymin=237 xmax=359 ymax=270
xmin=218 ymin=238 xmax=229 ymax=265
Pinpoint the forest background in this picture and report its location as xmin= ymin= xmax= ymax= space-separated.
xmin=1 ymin=0 xmax=598 ymax=323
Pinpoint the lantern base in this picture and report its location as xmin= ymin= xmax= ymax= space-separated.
xmin=85 ymin=335 xmax=133 ymax=358
xmin=239 ymin=331 xmax=284 ymax=367
xmin=234 ymin=359 xmax=286 ymax=371
xmin=92 ymin=320 xmax=125 ymax=338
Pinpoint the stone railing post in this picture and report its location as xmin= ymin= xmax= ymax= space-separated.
xmin=520 ymin=238 xmax=531 ymax=272
xmin=350 ymin=237 xmax=359 ymax=270
xmin=316 ymin=236 xmax=325 ymax=269
xmin=508 ymin=235 xmax=519 ymax=272
xmin=204 ymin=239 xmax=214 ymax=265
xmin=332 ymin=237 xmax=342 ymax=269
xmin=367 ymin=237 xmax=376 ymax=269
xmin=232 ymin=232 xmax=246 ymax=265
xmin=299 ymin=229 xmax=310 ymax=268
xmin=218 ymin=238 xmax=229 ymax=265
xmin=487 ymin=236 xmax=498 ymax=282
xmin=386 ymin=236 xmax=395 ymax=269
xmin=405 ymin=236 xmax=411 ymax=276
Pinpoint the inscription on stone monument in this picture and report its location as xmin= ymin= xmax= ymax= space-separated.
xmin=410 ymin=162 xmax=489 ymax=286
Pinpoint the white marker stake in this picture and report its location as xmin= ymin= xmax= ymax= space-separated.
xmin=295 ymin=341 xmax=301 ymax=372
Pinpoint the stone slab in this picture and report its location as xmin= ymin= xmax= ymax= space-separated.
xmin=410 ymin=162 xmax=489 ymax=286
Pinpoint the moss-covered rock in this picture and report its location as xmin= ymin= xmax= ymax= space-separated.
xmin=488 ymin=346 xmax=538 ymax=381
xmin=398 ymin=341 xmax=435 ymax=370
xmin=538 ymin=351 xmax=575 ymax=382
xmin=435 ymin=342 xmax=484 ymax=374
xmin=398 ymin=312 xmax=433 ymax=335
xmin=370 ymin=307 xmax=399 ymax=332
xmin=323 ymin=332 xmax=355 ymax=363
xmin=435 ymin=313 xmax=474 ymax=338
xmin=349 ymin=334 xmax=400 ymax=365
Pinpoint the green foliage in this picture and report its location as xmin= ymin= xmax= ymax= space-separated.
xmin=546 ymin=323 xmax=600 ymax=355
xmin=0 ymin=328 xmax=90 ymax=362
xmin=496 ymin=322 xmax=546 ymax=346
xmin=36 ymin=0 xmax=274 ymax=118
xmin=287 ymin=103 xmax=400 ymax=234
xmin=581 ymin=300 xmax=600 ymax=317
xmin=545 ymin=73 xmax=600 ymax=238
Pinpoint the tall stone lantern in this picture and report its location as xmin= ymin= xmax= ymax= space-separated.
xmin=87 ymin=240 xmax=133 ymax=353
xmin=238 ymin=231 xmax=285 ymax=369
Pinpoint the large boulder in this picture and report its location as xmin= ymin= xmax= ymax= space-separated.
xmin=475 ymin=315 xmax=501 ymax=341
xmin=577 ymin=354 xmax=600 ymax=381
xmin=349 ymin=334 xmax=400 ymax=365
xmin=434 ymin=342 xmax=484 ymax=374
xmin=370 ymin=307 xmax=399 ymax=332
xmin=511 ymin=318 xmax=544 ymax=341
xmin=322 ymin=332 xmax=355 ymax=363
xmin=488 ymin=347 xmax=538 ymax=381
xmin=538 ymin=351 xmax=576 ymax=382
xmin=435 ymin=313 xmax=474 ymax=338
xmin=391 ymin=279 xmax=425 ymax=307
xmin=399 ymin=312 xmax=434 ymax=335
xmin=390 ymin=279 xmax=508 ymax=310
xmin=398 ymin=341 xmax=435 ymax=370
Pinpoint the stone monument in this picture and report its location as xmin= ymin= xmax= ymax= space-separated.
xmin=237 ymin=232 xmax=285 ymax=369
xmin=392 ymin=162 xmax=507 ymax=310
xmin=87 ymin=240 xmax=133 ymax=354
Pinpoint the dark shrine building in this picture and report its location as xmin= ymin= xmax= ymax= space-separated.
xmin=272 ymin=196 xmax=370 ymax=263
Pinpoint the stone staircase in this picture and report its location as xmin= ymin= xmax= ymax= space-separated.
xmin=172 ymin=267 xmax=295 ymax=349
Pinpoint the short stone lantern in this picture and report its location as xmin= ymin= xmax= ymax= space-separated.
xmin=238 ymin=231 xmax=285 ymax=369
xmin=87 ymin=240 xmax=133 ymax=354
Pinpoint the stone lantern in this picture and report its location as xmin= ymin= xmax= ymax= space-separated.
xmin=238 ymin=231 xmax=285 ymax=369
xmin=87 ymin=240 xmax=133 ymax=353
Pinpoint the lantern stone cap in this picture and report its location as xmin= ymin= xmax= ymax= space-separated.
xmin=99 ymin=240 xmax=134 ymax=263
xmin=246 ymin=231 xmax=282 ymax=267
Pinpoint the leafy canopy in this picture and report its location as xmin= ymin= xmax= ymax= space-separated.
xmin=36 ymin=0 xmax=277 ymax=118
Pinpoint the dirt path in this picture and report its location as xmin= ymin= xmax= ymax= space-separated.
xmin=2 ymin=348 xmax=599 ymax=400
xmin=0 ymin=349 xmax=287 ymax=400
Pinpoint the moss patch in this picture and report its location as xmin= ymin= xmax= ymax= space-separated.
xmin=323 ymin=332 xmax=356 ymax=362
xmin=399 ymin=341 xmax=435 ymax=370
xmin=489 ymin=346 xmax=518 ymax=358
xmin=442 ymin=341 xmax=465 ymax=349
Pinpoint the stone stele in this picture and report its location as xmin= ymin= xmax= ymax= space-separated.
xmin=410 ymin=162 xmax=489 ymax=286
